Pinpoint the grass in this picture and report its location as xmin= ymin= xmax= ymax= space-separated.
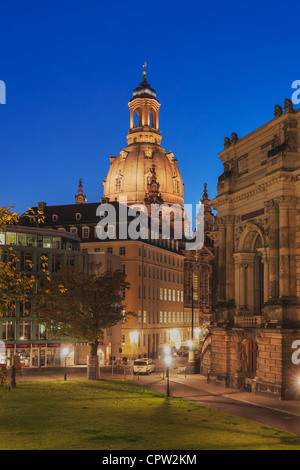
xmin=0 ymin=379 xmax=300 ymax=450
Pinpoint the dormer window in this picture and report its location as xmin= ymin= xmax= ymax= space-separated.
xmin=75 ymin=213 xmax=82 ymax=221
xmin=52 ymin=214 xmax=58 ymax=222
xmin=70 ymin=227 xmax=78 ymax=235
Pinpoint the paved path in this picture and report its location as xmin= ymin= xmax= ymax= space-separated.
xmin=128 ymin=373 xmax=300 ymax=437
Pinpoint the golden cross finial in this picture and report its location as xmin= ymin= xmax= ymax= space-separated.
xmin=143 ymin=62 xmax=147 ymax=75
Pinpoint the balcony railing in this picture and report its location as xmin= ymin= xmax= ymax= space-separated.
xmin=234 ymin=315 xmax=264 ymax=328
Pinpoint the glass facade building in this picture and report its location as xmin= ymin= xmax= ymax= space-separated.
xmin=0 ymin=226 xmax=87 ymax=367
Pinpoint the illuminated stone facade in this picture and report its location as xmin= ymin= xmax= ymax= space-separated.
xmin=208 ymin=99 xmax=300 ymax=399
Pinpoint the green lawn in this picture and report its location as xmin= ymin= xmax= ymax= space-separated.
xmin=0 ymin=380 xmax=299 ymax=450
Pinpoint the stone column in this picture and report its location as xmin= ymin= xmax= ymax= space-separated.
xmin=225 ymin=216 xmax=235 ymax=301
xmin=288 ymin=198 xmax=297 ymax=297
xmin=278 ymin=197 xmax=297 ymax=298
xmin=265 ymin=200 xmax=279 ymax=300
xmin=218 ymin=218 xmax=226 ymax=301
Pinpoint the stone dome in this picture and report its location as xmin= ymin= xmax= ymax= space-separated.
xmin=103 ymin=142 xmax=184 ymax=207
xmin=103 ymin=68 xmax=184 ymax=207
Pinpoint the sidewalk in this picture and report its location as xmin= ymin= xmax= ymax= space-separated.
xmin=167 ymin=373 xmax=300 ymax=417
xmin=127 ymin=372 xmax=300 ymax=436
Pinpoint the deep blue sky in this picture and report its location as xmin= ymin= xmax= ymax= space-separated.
xmin=1 ymin=0 xmax=299 ymax=213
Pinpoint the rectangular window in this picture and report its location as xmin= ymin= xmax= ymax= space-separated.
xmin=159 ymin=311 xmax=163 ymax=324
xmin=193 ymin=274 xmax=199 ymax=301
xmin=82 ymin=227 xmax=90 ymax=239
xmin=2 ymin=321 xmax=15 ymax=340
xmin=107 ymin=225 xmax=115 ymax=238
xmin=138 ymin=310 xmax=142 ymax=324
xmin=19 ymin=321 xmax=32 ymax=340
xmin=119 ymin=246 xmax=126 ymax=256
xmin=160 ymin=288 xmax=163 ymax=300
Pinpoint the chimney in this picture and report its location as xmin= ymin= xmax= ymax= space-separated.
xmin=38 ymin=202 xmax=47 ymax=211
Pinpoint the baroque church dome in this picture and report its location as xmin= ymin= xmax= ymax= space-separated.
xmin=103 ymin=66 xmax=184 ymax=207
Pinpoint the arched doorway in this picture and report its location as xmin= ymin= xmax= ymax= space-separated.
xmin=234 ymin=226 xmax=266 ymax=315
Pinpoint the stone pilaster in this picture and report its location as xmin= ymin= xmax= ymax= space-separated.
xmin=278 ymin=196 xmax=298 ymax=298
xmin=225 ymin=215 xmax=235 ymax=301
xmin=217 ymin=218 xmax=226 ymax=302
xmin=265 ymin=200 xmax=279 ymax=300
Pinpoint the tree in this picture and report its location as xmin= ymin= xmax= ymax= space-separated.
xmin=0 ymin=206 xmax=46 ymax=317
xmin=35 ymin=262 xmax=131 ymax=359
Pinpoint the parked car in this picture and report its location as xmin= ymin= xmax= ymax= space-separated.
xmin=133 ymin=359 xmax=155 ymax=375
xmin=177 ymin=346 xmax=190 ymax=357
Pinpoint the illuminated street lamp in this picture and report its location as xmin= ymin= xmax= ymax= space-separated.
xmin=62 ymin=347 xmax=69 ymax=381
xmin=165 ymin=355 xmax=172 ymax=397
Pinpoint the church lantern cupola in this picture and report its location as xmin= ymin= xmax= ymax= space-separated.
xmin=127 ymin=63 xmax=161 ymax=145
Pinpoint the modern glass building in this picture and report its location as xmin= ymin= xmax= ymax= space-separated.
xmin=0 ymin=226 xmax=87 ymax=367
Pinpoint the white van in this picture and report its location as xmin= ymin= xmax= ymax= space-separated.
xmin=133 ymin=359 xmax=155 ymax=375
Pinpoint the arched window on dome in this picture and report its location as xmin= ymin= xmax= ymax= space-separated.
xmin=150 ymin=110 xmax=158 ymax=130
xmin=133 ymin=108 xmax=142 ymax=128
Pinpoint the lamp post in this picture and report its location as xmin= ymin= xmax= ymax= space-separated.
xmin=165 ymin=355 xmax=172 ymax=397
xmin=62 ymin=347 xmax=69 ymax=381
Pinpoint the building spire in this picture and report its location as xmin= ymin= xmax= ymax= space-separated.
xmin=202 ymin=182 xmax=208 ymax=201
xmin=75 ymin=178 xmax=86 ymax=204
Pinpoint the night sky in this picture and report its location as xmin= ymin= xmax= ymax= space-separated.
xmin=1 ymin=0 xmax=299 ymax=213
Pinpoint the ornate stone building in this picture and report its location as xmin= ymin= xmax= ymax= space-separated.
xmin=26 ymin=67 xmax=214 ymax=360
xmin=208 ymin=99 xmax=300 ymax=399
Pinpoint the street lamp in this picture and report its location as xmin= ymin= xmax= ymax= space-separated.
xmin=62 ymin=347 xmax=69 ymax=381
xmin=165 ymin=355 xmax=172 ymax=397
